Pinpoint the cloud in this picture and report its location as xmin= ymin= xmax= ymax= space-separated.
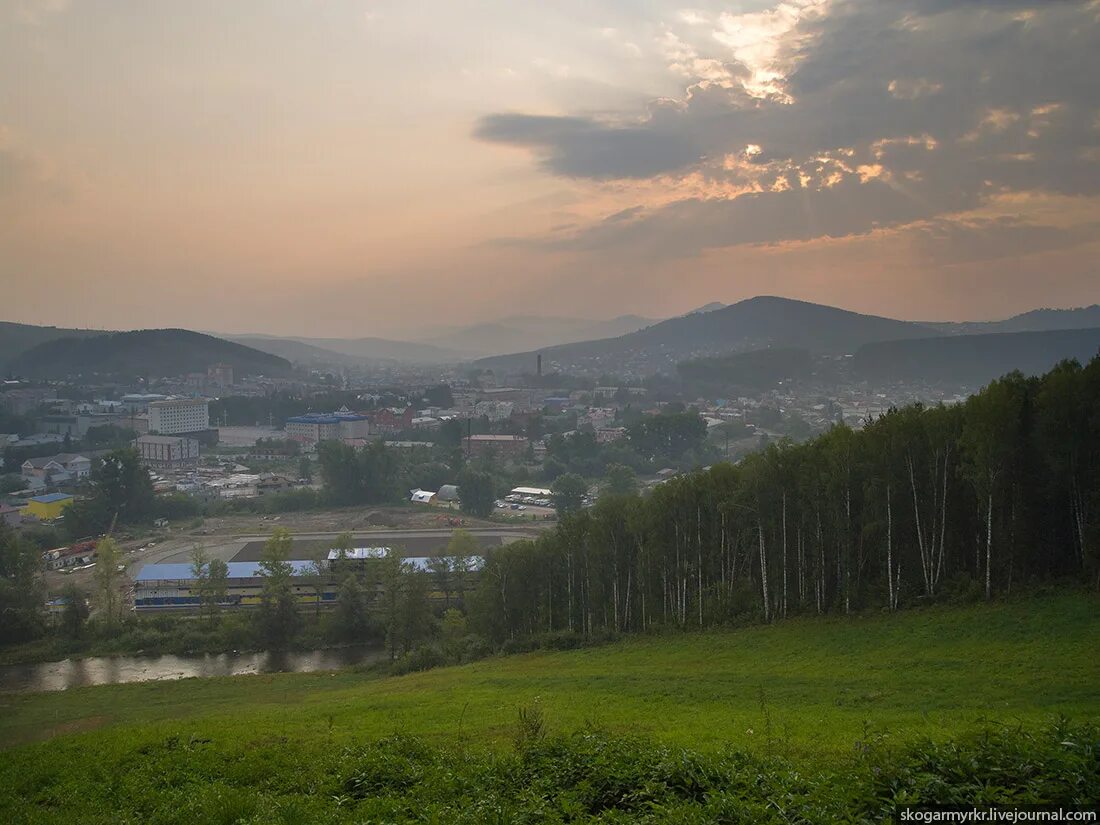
xmin=906 ymin=216 xmax=1100 ymax=265
xmin=474 ymin=0 xmax=1100 ymax=257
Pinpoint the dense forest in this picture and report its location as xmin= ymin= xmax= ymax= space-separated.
xmin=468 ymin=358 xmax=1100 ymax=641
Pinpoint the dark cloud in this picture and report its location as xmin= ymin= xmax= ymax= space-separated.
xmin=474 ymin=112 xmax=702 ymax=179
xmin=476 ymin=0 xmax=1100 ymax=257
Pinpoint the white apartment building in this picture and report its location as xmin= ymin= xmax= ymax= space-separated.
xmin=148 ymin=397 xmax=210 ymax=435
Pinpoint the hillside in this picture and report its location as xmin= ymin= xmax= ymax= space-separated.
xmin=0 ymin=593 xmax=1096 ymax=821
xmin=677 ymin=347 xmax=815 ymax=389
xmin=476 ymin=296 xmax=940 ymax=376
xmin=10 ymin=329 xmax=293 ymax=380
xmin=0 ymin=321 xmax=106 ymax=371
xmin=855 ymin=327 xmax=1100 ymax=385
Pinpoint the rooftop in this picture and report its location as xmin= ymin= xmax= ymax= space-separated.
xmin=29 ymin=493 xmax=74 ymax=504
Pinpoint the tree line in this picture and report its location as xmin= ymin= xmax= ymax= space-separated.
xmin=466 ymin=358 xmax=1100 ymax=642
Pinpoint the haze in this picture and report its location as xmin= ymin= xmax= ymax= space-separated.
xmin=2 ymin=0 xmax=1098 ymax=338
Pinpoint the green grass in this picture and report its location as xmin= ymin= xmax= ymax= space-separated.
xmin=1 ymin=593 xmax=1097 ymax=822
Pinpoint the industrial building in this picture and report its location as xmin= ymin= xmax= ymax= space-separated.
xmin=134 ymin=552 xmax=484 ymax=611
xmin=134 ymin=561 xmax=328 ymax=610
xmin=22 ymin=492 xmax=75 ymax=521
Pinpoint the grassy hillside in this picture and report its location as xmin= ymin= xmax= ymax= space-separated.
xmin=10 ymin=329 xmax=293 ymax=380
xmin=3 ymin=593 xmax=1097 ymax=752
xmin=0 ymin=593 xmax=1096 ymax=821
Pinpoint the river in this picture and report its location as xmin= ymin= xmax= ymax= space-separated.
xmin=0 ymin=646 xmax=387 ymax=694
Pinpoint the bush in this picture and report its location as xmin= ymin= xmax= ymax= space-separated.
xmin=391 ymin=645 xmax=447 ymax=676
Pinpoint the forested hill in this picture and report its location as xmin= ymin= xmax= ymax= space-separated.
xmin=10 ymin=329 xmax=293 ymax=380
xmin=0 ymin=321 xmax=105 ymax=371
xmin=476 ymin=296 xmax=940 ymax=374
xmin=854 ymin=327 xmax=1100 ymax=386
xmin=471 ymin=356 xmax=1100 ymax=642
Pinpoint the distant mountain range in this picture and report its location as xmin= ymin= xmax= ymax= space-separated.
xmin=927 ymin=305 xmax=1100 ymax=336
xmin=8 ymin=329 xmax=292 ymax=380
xmin=475 ymin=296 xmax=940 ymax=375
xmin=475 ymin=297 xmax=1100 ymax=377
xmin=421 ymin=314 xmax=657 ymax=358
xmin=4 ymin=300 xmax=1099 ymax=380
xmin=854 ymin=328 xmax=1100 ymax=386
xmin=226 ymin=334 xmax=458 ymax=365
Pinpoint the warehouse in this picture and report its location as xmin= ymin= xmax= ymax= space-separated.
xmin=133 ymin=560 xmax=328 ymax=611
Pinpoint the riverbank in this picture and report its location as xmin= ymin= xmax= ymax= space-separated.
xmin=0 ymin=646 xmax=388 ymax=694
xmin=0 ymin=612 xmax=373 ymax=667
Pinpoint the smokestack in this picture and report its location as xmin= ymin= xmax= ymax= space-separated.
xmin=537 ymin=353 xmax=542 ymax=377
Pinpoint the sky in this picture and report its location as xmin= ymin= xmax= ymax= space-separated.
xmin=1 ymin=0 xmax=1098 ymax=338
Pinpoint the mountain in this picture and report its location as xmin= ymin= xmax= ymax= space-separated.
xmin=925 ymin=305 xmax=1100 ymax=335
xmin=854 ymin=327 xmax=1100 ymax=386
xmin=10 ymin=329 xmax=293 ymax=380
xmin=422 ymin=314 xmax=658 ymax=357
xmin=0 ymin=321 xmax=106 ymax=371
xmin=227 ymin=336 xmax=375 ymax=366
xmin=476 ymin=296 xmax=941 ymax=376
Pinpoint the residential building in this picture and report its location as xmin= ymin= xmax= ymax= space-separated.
xmin=21 ymin=453 xmax=92 ymax=483
xmin=368 ymin=407 xmax=414 ymax=434
xmin=148 ymin=397 xmax=210 ymax=435
xmin=596 ymin=427 xmax=627 ymax=444
xmin=22 ymin=492 xmax=75 ymax=521
xmin=135 ymin=435 xmax=201 ymax=469
xmin=285 ymin=411 xmax=370 ymax=446
xmin=463 ymin=434 xmax=529 ymax=459
xmin=119 ymin=393 xmax=168 ymax=412
xmin=207 ymin=363 xmax=234 ymax=387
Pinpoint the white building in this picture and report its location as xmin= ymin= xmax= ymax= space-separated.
xmin=148 ymin=397 xmax=210 ymax=435
xmin=284 ymin=411 xmax=370 ymax=446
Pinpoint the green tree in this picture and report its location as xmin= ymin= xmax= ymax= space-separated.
xmin=59 ymin=584 xmax=89 ymax=639
xmin=445 ymin=529 xmax=480 ymax=607
xmin=398 ymin=567 xmax=433 ymax=654
xmin=552 ymin=473 xmax=588 ymax=517
xmin=93 ymin=537 xmax=123 ymax=629
xmin=298 ymin=456 xmax=313 ymax=483
xmin=458 ymin=468 xmax=495 ymax=518
xmin=255 ymin=528 xmax=300 ymax=647
xmin=602 ymin=464 xmax=638 ymax=498
xmin=440 ymin=608 xmax=467 ymax=660
xmin=333 ymin=574 xmax=372 ymax=642
xmin=379 ymin=550 xmax=406 ymax=661
xmin=0 ymin=523 xmax=44 ymax=643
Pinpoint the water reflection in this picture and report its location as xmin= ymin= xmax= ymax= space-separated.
xmin=0 ymin=646 xmax=385 ymax=694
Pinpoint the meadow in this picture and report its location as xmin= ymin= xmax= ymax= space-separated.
xmin=1 ymin=592 xmax=1097 ymax=822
